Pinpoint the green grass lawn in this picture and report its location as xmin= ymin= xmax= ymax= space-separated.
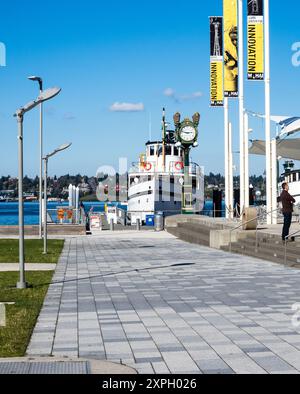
xmin=0 ymin=271 xmax=54 ymax=357
xmin=0 ymin=239 xmax=65 ymax=264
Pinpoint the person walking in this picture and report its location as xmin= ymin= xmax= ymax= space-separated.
xmin=279 ymin=183 xmax=296 ymax=243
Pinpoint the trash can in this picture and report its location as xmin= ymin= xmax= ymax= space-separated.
xmin=146 ymin=215 xmax=155 ymax=227
xmin=242 ymin=207 xmax=258 ymax=230
xmin=154 ymin=212 xmax=165 ymax=232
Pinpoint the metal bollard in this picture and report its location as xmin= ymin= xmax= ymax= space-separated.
xmin=110 ymin=219 xmax=115 ymax=232
xmin=136 ymin=219 xmax=141 ymax=231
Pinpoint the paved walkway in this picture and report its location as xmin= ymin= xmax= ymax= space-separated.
xmin=27 ymin=231 xmax=300 ymax=374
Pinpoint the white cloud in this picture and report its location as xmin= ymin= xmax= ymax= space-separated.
xmin=180 ymin=91 xmax=203 ymax=101
xmin=163 ymin=88 xmax=176 ymax=97
xmin=163 ymin=88 xmax=203 ymax=102
xmin=63 ymin=112 xmax=76 ymax=120
xmin=109 ymin=102 xmax=145 ymax=112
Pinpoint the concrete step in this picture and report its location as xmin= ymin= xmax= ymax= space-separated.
xmin=222 ymin=243 xmax=300 ymax=267
xmin=168 ymin=226 xmax=210 ymax=247
xmin=231 ymin=237 xmax=300 ymax=258
xmin=178 ymin=222 xmax=211 ymax=234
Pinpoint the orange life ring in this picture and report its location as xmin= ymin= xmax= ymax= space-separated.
xmin=175 ymin=162 xmax=184 ymax=171
xmin=57 ymin=209 xmax=65 ymax=220
xmin=144 ymin=162 xmax=152 ymax=171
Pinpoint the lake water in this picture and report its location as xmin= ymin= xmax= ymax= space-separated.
xmin=0 ymin=201 xmax=224 ymax=226
xmin=0 ymin=202 xmax=110 ymax=226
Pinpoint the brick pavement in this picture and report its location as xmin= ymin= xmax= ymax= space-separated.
xmin=27 ymin=232 xmax=300 ymax=374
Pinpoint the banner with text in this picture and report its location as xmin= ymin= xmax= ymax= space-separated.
xmin=210 ymin=17 xmax=224 ymax=107
xmin=223 ymin=0 xmax=238 ymax=97
xmin=247 ymin=0 xmax=264 ymax=80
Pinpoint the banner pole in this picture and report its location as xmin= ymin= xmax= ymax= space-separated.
xmin=229 ymin=122 xmax=234 ymax=219
xmin=224 ymin=97 xmax=230 ymax=219
xmin=244 ymin=112 xmax=250 ymax=208
xmin=238 ymin=0 xmax=245 ymax=219
xmin=271 ymin=138 xmax=278 ymax=225
xmin=264 ymin=0 xmax=272 ymax=224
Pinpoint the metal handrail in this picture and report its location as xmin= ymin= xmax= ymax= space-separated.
xmin=284 ymin=228 xmax=300 ymax=265
xmin=229 ymin=207 xmax=282 ymax=253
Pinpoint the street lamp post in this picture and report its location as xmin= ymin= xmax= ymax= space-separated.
xmin=14 ymin=87 xmax=62 ymax=289
xmin=28 ymin=76 xmax=43 ymax=239
xmin=16 ymin=111 xmax=25 ymax=289
xmin=43 ymin=143 xmax=72 ymax=255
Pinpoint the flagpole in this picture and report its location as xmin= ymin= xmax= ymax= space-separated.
xmin=238 ymin=0 xmax=245 ymax=218
xmin=265 ymin=0 xmax=272 ymax=224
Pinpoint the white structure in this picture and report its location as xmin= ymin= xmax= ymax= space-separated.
xmin=238 ymin=0 xmax=246 ymax=216
xmin=127 ymin=137 xmax=204 ymax=225
xmin=264 ymin=0 xmax=272 ymax=223
xmin=280 ymin=161 xmax=300 ymax=206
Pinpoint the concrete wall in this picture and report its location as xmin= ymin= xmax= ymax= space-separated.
xmin=0 ymin=225 xmax=86 ymax=236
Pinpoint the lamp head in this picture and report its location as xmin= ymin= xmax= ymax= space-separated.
xmin=38 ymin=87 xmax=61 ymax=102
xmin=173 ymin=112 xmax=181 ymax=127
xmin=45 ymin=142 xmax=72 ymax=159
xmin=192 ymin=112 xmax=201 ymax=127
xmin=28 ymin=76 xmax=42 ymax=83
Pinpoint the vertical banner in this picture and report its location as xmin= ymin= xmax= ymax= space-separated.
xmin=210 ymin=17 xmax=224 ymax=107
xmin=247 ymin=0 xmax=264 ymax=80
xmin=223 ymin=0 xmax=238 ymax=97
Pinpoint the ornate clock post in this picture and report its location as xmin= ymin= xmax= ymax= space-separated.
xmin=174 ymin=112 xmax=200 ymax=214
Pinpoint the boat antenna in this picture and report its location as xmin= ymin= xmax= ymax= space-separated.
xmin=149 ymin=111 xmax=152 ymax=141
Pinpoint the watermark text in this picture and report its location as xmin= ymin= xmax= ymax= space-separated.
xmin=292 ymin=303 xmax=300 ymax=329
xmin=292 ymin=42 xmax=300 ymax=67
xmin=0 ymin=42 xmax=6 ymax=67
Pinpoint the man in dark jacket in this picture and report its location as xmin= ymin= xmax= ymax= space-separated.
xmin=279 ymin=183 xmax=296 ymax=242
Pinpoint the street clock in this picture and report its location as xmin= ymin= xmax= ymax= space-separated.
xmin=177 ymin=119 xmax=199 ymax=145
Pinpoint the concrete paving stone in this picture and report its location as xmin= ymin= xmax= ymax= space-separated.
xmin=152 ymin=361 xmax=171 ymax=374
xmin=26 ymin=233 xmax=300 ymax=374
xmin=127 ymin=362 xmax=154 ymax=374
xmin=221 ymin=354 xmax=268 ymax=374
xmin=248 ymin=352 xmax=298 ymax=373
xmin=161 ymin=352 xmax=200 ymax=373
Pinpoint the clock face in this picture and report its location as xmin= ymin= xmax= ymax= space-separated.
xmin=180 ymin=126 xmax=196 ymax=143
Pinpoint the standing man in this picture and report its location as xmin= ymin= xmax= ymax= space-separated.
xmin=279 ymin=183 xmax=296 ymax=242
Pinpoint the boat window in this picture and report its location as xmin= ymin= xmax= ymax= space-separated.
xmin=157 ymin=145 xmax=163 ymax=157
xmin=293 ymin=173 xmax=297 ymax=182
xmin=174 ymin=147 xmax=179 ymax=156
xmin=165 ymin=145 xmax=172 ymax=156
xmin=130 ymin=176 xmax=140 ymax=186
xmin=150 ymin=146 xmax=155 ymax=156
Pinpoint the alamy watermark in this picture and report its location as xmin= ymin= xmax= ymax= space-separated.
xmin=95 ymin=158 xmax=205 ymax=204
xmin=0 ymin=42 xmax=6 ymax=67
xmin=292 ymin=42 xmax=300 ymax=67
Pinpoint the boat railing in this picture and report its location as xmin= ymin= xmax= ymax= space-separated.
xmin=130 ymin=161 xmax=202 ymax=176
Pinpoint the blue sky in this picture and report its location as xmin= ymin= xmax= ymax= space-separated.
xmin=0 ymin=0 xmax=299 ymax=177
